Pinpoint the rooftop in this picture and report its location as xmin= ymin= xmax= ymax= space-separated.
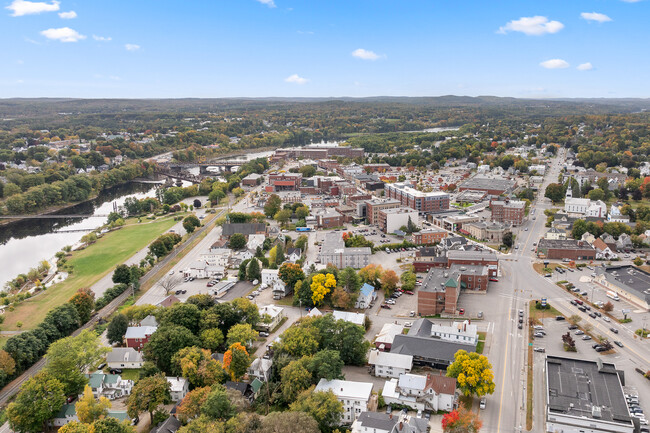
xmin=354 ymin=412 xmax=397 ymax=432
xmin=331 ymin=310 xmax=365 ymax=326
xmin=447 ymin=249 xmax=498 ymax=262
xmin=600 ymin=265 xmax=650 ymax=304
xmin=314 ymin=379 xmax=373 ymax=401
xmin=419 ymin=267 xmax=461 ymax=293
xmin=380 ymin=207 xmax=419 ymax=215
xmin=387 ymin=182 xmax=449 ymax=199
xmin=538 ymin=238 xmax=595 ymax=251
xmin=368 ymin=350 xmax=413 ymax=370
xmin=459 ymin=176 xmax=515 ymax=191
xmin=546 ymin=355 xmax=631 ymax=426
xmin=125 ymin=326 xmax=157 ymax=339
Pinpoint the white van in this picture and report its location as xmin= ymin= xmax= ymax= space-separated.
xmin=606 ymin=291 xmax=620 ymax=301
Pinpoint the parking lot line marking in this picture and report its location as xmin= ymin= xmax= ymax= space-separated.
xmin=497 ymin=306 xmax=511 ymax=433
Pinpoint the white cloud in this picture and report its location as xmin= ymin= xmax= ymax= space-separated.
xmin=40 ymin=27 xmax=86 ymax=42
xmin=581 ymin=12 xmax=612 ymax=23
xmin=93 ymin=35 xmax=112 ymax=42
xmin=498 ymin=16 xmax=564 ymax=35
xmin=351 ymin=48 xmax=382 ymax=60
xmin=125 ymin=43 xmax=140 ymax=51
xmin=285 ymin=74 xmax=308 ymax=85
xmin=256 ymin=0 xmax=276 ymax=7
xmin=540 ymin=59 xmax=570 ymax=69
xmin=577 ymin=62 xmax=594 ymax=71
xmin=6 ymin=0 xmax=59 ymax=16
xmin=58 ymin=10 xmax=76 ymax=19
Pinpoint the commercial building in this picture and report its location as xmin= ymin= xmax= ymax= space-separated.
xmin=594 ymin=265 xmax=650 ymax=311
xmin=536 ymin=239 xmax=596 ymax=260
xmin=221 ymin=223 xmax=266 ymax=238
xmin=377 ymin=207 xmax=419 ymax=234
xmin=458 ymin=176 xmax=516 ymax=195
xmin=447 ymin=250 xmax=498 ymax=277
xmin=314 ymin=379 xmax=374 ymax=424
xmin=430 ymin=213 xmax=480 ymax=231
xmin=417 ymin=267 xmax=460 ymax=315
xmin=490 ymin=199 xmax=525 ymax=226
xmin=364 ymin=198 xmax=401 ymax=225
xmin=463 ymin=221 xmax=509 ymax=243
xmin=363 ymin=163 xmax=391 ymax=173
xmin=319 ymin=232 xmax=371 ymax=269
xmin=241 ymin=173 xmax=263 ymax=186
xmin=374 ymin=323 xmax=405 ymax=351
xmin=429 ymin=321 xmax=478 ymax=345
xmin=268 ymin=173 xmax=302 ymax=191
xmin=412 ymin=228 xmax=447 ymax=245
xmin=385 ymin=182 xmax=450 ymax=213
xmin=312 ymin=207 xmax=344 ymax=228
xmin=545 ymin=355 xmax=634 ymax=433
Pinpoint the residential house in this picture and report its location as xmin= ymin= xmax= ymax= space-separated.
xmin=261 ymin=269 xmax=281 ymax=287
xmin=248 ymin=357 xmax=273 ymax=382
xmin=314 ymin=379 xmax=374 ymax=424
xmin=332 ymin=310 xmax=366 ymax=327
xmin=429 ymin=321 xmax=478 ymax=345
xmin=368 ymin=350 xmax=413 ymax=378
xmin=374 ymin=323 xmax=404 ymax=351
xmin=257 ymin=305 xmax=285 ymax=331
xmin=150 ymin=416 xmax=182 ymax=433
xmin=225 ymin=381 xmax=255 ymax=403
xmin=272 ymin=279 xmax=290 ymax=300
xmin=106 ymin=348 xmax=144 ymax=370
xmin=125 ymin=326 xmax=157 ymax=351
xmin=593 ymin=238 xmax=618 ymax=260
xmin=616 ymin=233 xmax=633 ymax=252
xmin=382 ymin=373 xmax=456 ymax=412
xmin=355 ymin=283 xmax=376 ymax=309
xmin=286 ymin=248 xmax=302 ymax=263
xmin=545 ymin=227 xmax=567 ymax=240
xmin=156 ymin=295 xmax=180 ymax=308
xmin=140 ymin=315 xmax=158 ymax=327
xmin=167 ymin=377 xmax=189 ymax=403
xmin=86 ymin=372 xmax=134 ymax=400
xmin=247 ymin=234 xmax=266 ymax=251
xmin=52 ymin=405 xmax=130 ymax=428
xmin=351 ymin=412 xmax=396 ymax=433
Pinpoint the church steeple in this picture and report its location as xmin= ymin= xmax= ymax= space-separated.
xmin=566 ymin=179 xmax=573 ymax=199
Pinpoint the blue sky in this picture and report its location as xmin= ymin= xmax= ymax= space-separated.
xmin=0 ymin=0 xmax=648 ymax=98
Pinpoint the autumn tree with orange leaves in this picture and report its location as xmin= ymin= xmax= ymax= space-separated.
xmin=442 ymin=407 xmax=482 ymax=433
xmin=223 ymin=343 xmax=250 ymax=381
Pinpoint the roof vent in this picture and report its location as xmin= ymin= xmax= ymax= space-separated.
xmin=592 ymin=406 xmax=602 ymax=418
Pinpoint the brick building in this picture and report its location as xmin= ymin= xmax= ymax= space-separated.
xmin=412 ymin=228 xmax=447 ymax=245
xmin=268 ymin=173 xmax=302 ymax=191
xmin=458 ymin=176 xmax=516 ymax=195
xmin=536 ymin=239 xmax=596 ymax=260
xmin=490 ymin=199 xmax=525 ymax=226
xmin=363 ymin=163 xmax=391 ymax=173
xmin=312 ymin=208 xmax=344 ymax=228
xmin=364 ymin=198 xmax=401 ymax=225
xmin=414 ymin=249 xmax=498 ymax=277
xmin=385 ymin=183 xmax=450 ymax=213
xmin=241 ymin=173 xmax=263 ymax=187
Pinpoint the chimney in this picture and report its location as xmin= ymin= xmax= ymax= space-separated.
xmin=390 ymin=413 xmax=393 ymax=420
xmin=399 ymin=421 xmax=403 ymax=431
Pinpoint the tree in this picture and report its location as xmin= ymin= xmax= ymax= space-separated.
xmin=359 ymin=264 xmax=383 ymax=288
xmin=380 ymin=270 xmax=399 ymax=295
xmin=143 ymin=325 xmax=200 ymax=373
xmin=193 ymin=199 xmax=202 ymax=208
xmin=91 ymin=417 xmax=135 ymax=433
xmin=112 ymin=264 xmax=132 ymax=285
xmin=406 ymin=216 xmax=417 ymax=233
xmin=226 ymin=323 xmax=258 ymax=348
xmin=274 ymin=209 xmax=292 ymax=227
xmin=106 ymin=313 xmax=129 ymax=346
xmin=246 ymin=258 xmax=261 ymax=281
xmin=634 ymin=256 xmax=644 ymax=266
xmin=200 ymin=384 xmax=236 ymax=421
xmin=278 ymin=263 xmax=305 ymax=289
xmin=562 ymin=332 xmax=577 ymax=352
xmin=545 ymin=183 xmax=565 ymax=203
xmin=45 ymin=330 xmax=109 ymax=396
xmin=261 ymin=411 xmax=319 ymax=433
xmin=69 ymin=287 xmax=95 ymax=324
xmin=75 ymin=385 xmax=111 ymax=423
xmin=229 ymin=233 xmax=246 ymax=250
xmin=502 ymin=231 xmax=514 ymax=248
xmin=446 ymin=350 xmax=495 ymax=397
xmin=177 ymin=387 xmax=211 ymax=422
xmin=0 ymin=350 xmax=16 ymax=377
xmin=603 ymin=301 xmax=614 ymax=312
xmin=7 ymin=371 xmax=65 ymax=433
xmin=568 ymin=314 xmax=582 ymax=326
xmin=223 ymin=343 xmax=250 ymax=381
xmin=289 ymin=388 xmax=343 ymax=433
xmin=588 ymin=188 xmax=606 ymax=201
xmin=309 ymin=350 xmax=344 ymax=381
xmin=264 ymin=194 xmax=282 ymax=218
xmin=126 ymin=374 xmax=171 ymax=425
xmin=441 ymin=407 xmax=482 ymax=433
xmin=200 ymin=328 xmax=224 ymax=352
xmin=331 ymin=287 xmax=353 ymax=309
xmin=571 ymin=219 xmax=588 ymax=240
xmin=278 ymin=326 xmax=319 ymax=358
xmin=275 ymin=243 xmax=285 ymax=265
xmin=171 ymin=346 xmax=212 ymax=387
xmin=58 ymin=422 xmax=90 ymax=433
xmin=310 ymin=273 xmax=336 ymax=306
xmin=159 ymin=275 xmax=181 ymax=295
xmin=338 ymin=267 xmax=362 ymax=293
xmin=400 ymin=271 xmax=416 ymax=291
xmin=295 ymin=206 xmax=310 ymax=219
xmin=281 ymin=359 xmax=312 ymax=402
xmin=183 ymin=215 xmax=201 ymax=234
xmin=161 ymin=303 xmax=201 ymax=334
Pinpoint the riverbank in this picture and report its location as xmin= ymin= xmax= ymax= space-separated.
xmin=0 ymin=215 xmax=181 ymax=331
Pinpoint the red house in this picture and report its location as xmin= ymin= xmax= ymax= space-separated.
xmin=125 ymin=326 xmax=157 ymax=351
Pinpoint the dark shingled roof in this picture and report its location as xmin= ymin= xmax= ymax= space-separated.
xmin=356 ymin=412 xmax=397 ymax=431
xmin=222 ymin=223 xmax=266 ymax=237
xmin=150 ymin=416 xmax=181 ymax=433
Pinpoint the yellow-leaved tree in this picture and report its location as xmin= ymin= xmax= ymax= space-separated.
xmin=310 ymin=273 xmax=336 ymax=306
xmin=75 ymin=385 xmax=111 ymax=423
xmin=446 ymin=350 xmax=495 ymax=397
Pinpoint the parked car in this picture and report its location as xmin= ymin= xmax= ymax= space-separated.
xmin=404 ymin=291 xmax=414 ymax=295
xmin=404 ymin=321 xmax=413 ymax=328
xmin=610 ymin=327 xmax=619 ymax=334
xmin=110 ymin=368 xmax=122 ymax=374
xmin=582 ymin=335 xmax=592 ymax=340
xmin=556 ymin=316 xmax=565 ymax=321
xmin=534 ymin=347 xmax=546 ymax=353
xmin=479 ymin=398 xmax=486 ymax=410
xmin=518 ymin=323 xmax=523 ymax=329
xmin=386 ymin=405 xmax=392 ymax=414
xmin=458 ymin=308 xmax=465 ymax=315
xmin=575 ymin=330 xmax=584 ymax=335
xmin=259 ymin=331 xmax=269 ymax=338
xmin=568 ymin=325 xmax=578 ymax=330
xmin=381 ymin=304 xmax=392 ymax=309
xmin=489 ymin=277 xmax=499 ymax=282
xmin=534 ymin=332 xmax=545 ymax=338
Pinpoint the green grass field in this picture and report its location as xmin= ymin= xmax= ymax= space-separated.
xmin=2 ymin=217 xmax=179 ymax=331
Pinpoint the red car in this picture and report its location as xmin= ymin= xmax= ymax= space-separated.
xmin=458 ymin=308 xmax=465 ymax=315
xmin=404 ymin=291 xmax=414 ymax=295
xmin=489 ymin=277 xmax=498 ymax=282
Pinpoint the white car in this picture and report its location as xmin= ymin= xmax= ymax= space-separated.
xmin=386 ymin=299 xmax=396 ymax=305
xmin=169 ymin=270 xmax=174 ymax=275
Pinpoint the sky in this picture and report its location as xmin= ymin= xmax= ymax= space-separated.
xmin=0 ymin=0 xmax=648 ymax=99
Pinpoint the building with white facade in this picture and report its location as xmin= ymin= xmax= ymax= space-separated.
xmin=377 ymin=207 xmax=419 ymax=234
xmin=261 ymin=269 xmax=280 ymax=287
xmin=429 ymin=321 xmax=478 ymax=345
xmin=314 ymin=379 xmax=374 ymax=424
xmin=106 ymin=348 xmax=144 ymax=370
xmin=257 ymin=305 xmax=285 ymax=331
xmin=355 ymin=283 xmax=376 ymax=309
xmin=382 ymin=373 xmax=456 ymax=412
xmin=332 ymin=310 xmax=366 ymax=327
xmin=565 ymin=197 xmax=591 ymax=215
xmin=167 ymin=377 xmax=189 ymax=403
xmin=367 ymin=350 xmax=413 ymax=378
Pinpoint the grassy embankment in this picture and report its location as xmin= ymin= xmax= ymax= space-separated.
xmin=2 ymin=217 xmax=179 ymax=331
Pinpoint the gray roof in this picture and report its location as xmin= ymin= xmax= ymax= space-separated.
xmin=447 ymin=249 xmax=497 ymax=262
xmin=106 ymin=347 xmax=143 ymax=364
xmin=150 ymin=416 xmax=181 ymax=433
xmin=356 ymin=412 xmax=397 ymax=431
xmin=391 ymin=333 xmax=475 ymax=365
xmin=419 ymin=268 xmax=461 ymax=293
xmin=537 ymin=238 xmax=595 ymax=252
xmin=600 ymin=265 xmax=650 ymax=304
xmin=546 ymin=355 xmax=631 ymax=426
xmin=459 ymin=176 xmax=515 ymax=191
xmin=140 ymin=315 xmax=158 ymax=327
xmin=222 ymin=223 xmax=266 ymax=237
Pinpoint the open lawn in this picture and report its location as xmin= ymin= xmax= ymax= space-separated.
xmin=2 ymin=217 xmax=179 ymax=331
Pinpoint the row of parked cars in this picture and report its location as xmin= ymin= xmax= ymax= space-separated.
xmin=626 ymin=394 xmax=648 ymax=427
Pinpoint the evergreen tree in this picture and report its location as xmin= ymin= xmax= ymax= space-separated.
xmin=246 ymin=259 xmax=261 ymax=281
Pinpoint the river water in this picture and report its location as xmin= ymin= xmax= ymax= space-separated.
xmin=0 ymin=182 xmax=160 ymax=288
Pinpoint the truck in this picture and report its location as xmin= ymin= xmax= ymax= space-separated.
xmin=606 ymin=291 xmax=620 ymax=301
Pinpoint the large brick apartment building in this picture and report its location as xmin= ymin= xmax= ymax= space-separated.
xmin=490 ymin=199 xmax=525 ymax=226
xmin=385 ymin=183 xmax=450 ymax=213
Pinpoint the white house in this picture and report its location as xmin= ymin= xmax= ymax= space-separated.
xmin=200 ymin=250 xmax=231 ymax=267
xmin=608 ymin=204 xmax=630 ymax=223
xmin=565 ymin=197 xmax=590 ymax=215
xmin=382 ymin=373 xmax=457 ymax=412
xmin=106 ymin=348 xmax=144 ymax=369
xmin=429 ymin=321 xmax=478 ymax=345
xmin=247 ymin=234 xmax=266 ymax=251
xmin=351 ymin=412 xmax=396 ymax=433
xmin=332 ymin=310 xmax=366 ymax=327
xmin=257 ymin=305 xmax=285 ymax=331
xmin=586 ymin=200 xmax=607 ymax=218
xmin=272 ymin=280 xmax=289 ymax=300
xmin=261 ymin=269 xmax=281 ymax=286
xmin=167 ymin=377 xmax=189 ymax=403
xmin=367 ymin=350 xmax=412 ymax=378
xmin=314 ymin=379 xmax=374 ymax=424
xmin=355 ymin=283 xmax=376 ymax=309
xmin=545 ymin=227 xmax=567 ymax=240
xmin=86 ymin=372 xmax=134 ymax=400
xmin=248 ymin=357 xmax=273 ymax=382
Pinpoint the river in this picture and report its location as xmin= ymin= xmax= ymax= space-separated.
xmin=0 ymin=182 xmax=160 ymax=288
